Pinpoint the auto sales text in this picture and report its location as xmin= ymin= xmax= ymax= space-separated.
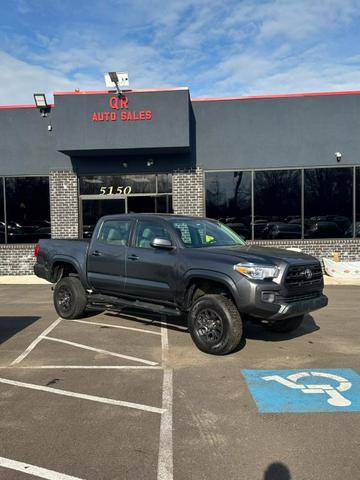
xmin=92 ymin=96 xmax=152 ymax=122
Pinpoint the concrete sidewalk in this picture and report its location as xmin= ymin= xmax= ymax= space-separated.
xmin=1 ymin=274 xmax=360 ymax=286
xmin=0 ymin=275 xmax=50 ymax=285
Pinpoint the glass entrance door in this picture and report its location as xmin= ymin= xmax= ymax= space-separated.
xmin=79 ymin=174 xmax=173 ymax=238
xmin=82 ymin=198 xmax=126 ymax=238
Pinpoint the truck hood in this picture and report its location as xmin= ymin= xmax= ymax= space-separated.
xmin=199 ymin=245 xmax=318 ymax=265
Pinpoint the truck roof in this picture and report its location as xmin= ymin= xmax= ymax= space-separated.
xmin=99 ymin=213 xmax=212 ymax=222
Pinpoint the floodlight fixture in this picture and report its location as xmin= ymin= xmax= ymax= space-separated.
xmin=34 ymin=93 xmax=48 ymax=108
xmin=104 ymin=71 xmax=129 ymax=96
xmin=33 ymin=93 xmax=50 ymax=117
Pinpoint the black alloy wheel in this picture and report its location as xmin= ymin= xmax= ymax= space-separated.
xmin=53 ymin=276 xmax=87 ymax=319
xmin=194 ymin=308 xmax=224 ymax=346
xmin=57 ymin=285 xmax=73 ymax=314
xmin=188 ymin=294 xmax=243 ymax=355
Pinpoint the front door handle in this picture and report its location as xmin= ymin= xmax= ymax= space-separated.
xmin=127 ymin=254 xmax=139 ymax=261
xmin=91 ymin=250 xmax=103 ymax=257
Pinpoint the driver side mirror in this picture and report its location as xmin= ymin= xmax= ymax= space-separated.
xmin=150 ymin=237 xmax=174 ymax=249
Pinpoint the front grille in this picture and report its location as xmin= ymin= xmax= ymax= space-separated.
xmin=276 ymin=292 xmax=321 ymax=303
xmin=285 ymin=263 xmax=323 ymax=288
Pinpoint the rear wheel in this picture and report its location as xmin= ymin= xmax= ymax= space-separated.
xmin=188 ymin=294 xmax=243 ymax=355
xmin=264 ymin=315 xmax=304 ymax=333
xmin=54 ymin=276 xmax=87 ymax=319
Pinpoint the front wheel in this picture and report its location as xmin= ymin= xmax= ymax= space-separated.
xmin=54 ymin=276 xmax=87 ymax=319
xmin=264 ymin=315 xmax=304 ymax=333
xmin=188 ymin=294 xmax=243 ymax=355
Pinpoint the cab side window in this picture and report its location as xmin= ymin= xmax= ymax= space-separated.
xmin=135 ymin=221 xmax=171 ymax=249
xmin=98 ymin=220 xmax=131 ymax=246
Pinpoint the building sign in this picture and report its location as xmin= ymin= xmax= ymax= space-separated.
xmin=99 ymin=185 xmax=132 ymax=195
xmin=92 ymin=96 xmax=152 ymax=122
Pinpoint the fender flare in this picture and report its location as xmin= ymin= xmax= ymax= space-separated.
xmin=182 ymin=269 xmax=240 ymax=309
xmin=50 ymin=255 xmax=83 ymax=282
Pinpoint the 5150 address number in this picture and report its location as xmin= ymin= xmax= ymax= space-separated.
xmin=99 ymin=186 xmax=133 ymax=195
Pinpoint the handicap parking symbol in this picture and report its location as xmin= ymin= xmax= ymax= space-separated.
xmin=241 ymin=368 xmax=360 ymax=413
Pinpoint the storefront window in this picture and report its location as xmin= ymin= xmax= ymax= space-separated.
xmin=254 ymin=169 xmax=301 ymax=239
xmin=356 ymin=167 xmax=360 ymax=238
xmin=157 ymin=174 xmax=172 ymax=193
xmin=205 ymin=171 xmax=252 ymax=239
xmin=82 ymin=199 xmax=126 ymax=238
xmin=156 ymin=195 xmax=172 ymax=213
xmin=127 ymin=196 xmax=156 ymax=213
xmin=4 ymin=177 xmax=51 ymax=244
xmin=0 ymin=180 xmax=4 ymax=244
xmin=79 ymin=174 xmax=173 ymax=237
xmin=304 ymin=168 xmax=353 ymax=238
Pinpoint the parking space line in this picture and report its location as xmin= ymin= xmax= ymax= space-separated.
xmin=0 ymin=377 xmax=165 ymax=414
xmin=0 ymin=455 xmax=85 ymax=480
xmin=10 ymin=318 xmax=62 ymax=366
xmin=68 ymin=319 xmax=162 ymax=335
xmin=44 ymin=336 xmax=158 ymax=366
xmin=157 ymin=323 xmax=174 ymax=480
xmin=12 ymin=365 xmax=162 ymax=370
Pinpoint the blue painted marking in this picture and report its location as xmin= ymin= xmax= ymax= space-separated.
xmin=242 ymin=368 xmax=360 ymax=413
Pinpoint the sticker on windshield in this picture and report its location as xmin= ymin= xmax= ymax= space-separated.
xmin=242 ymin=369 xmax=360 ymax=412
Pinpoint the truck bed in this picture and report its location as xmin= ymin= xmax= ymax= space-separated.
xmin=34 ymin=238 xmax=90 ymax=284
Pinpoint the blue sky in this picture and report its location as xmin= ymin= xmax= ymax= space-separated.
xmin=1 ymin=0 xmax=360 ymax=103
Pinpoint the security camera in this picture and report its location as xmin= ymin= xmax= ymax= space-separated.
xmin=335 ymin=152 xmax=342 ymax=162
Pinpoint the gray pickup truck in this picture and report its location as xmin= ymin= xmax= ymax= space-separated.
xmin=34 ymin=214 xmax=327 ymax=355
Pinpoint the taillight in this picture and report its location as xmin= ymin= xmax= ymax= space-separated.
xmin=34 ymin=244 xmax=40 ymax=258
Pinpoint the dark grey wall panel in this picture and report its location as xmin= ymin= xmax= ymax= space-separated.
xmin=54 ymin=90 xmax=190 ymax=152
xmin=193 ymin=94 xmax=360 ymax=170
xmin=0 ymin=108 xmax=69 ymax=175
xmin=1 ymin=90 xmax=360 ymax=176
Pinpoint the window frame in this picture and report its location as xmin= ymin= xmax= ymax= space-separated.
xmin=204 ymin=165 xmax=358 ymax=241
xmin=97 ymin=219 xmax=132 ymax=247
xmin=253 ymin=169 xmax=302 ymax=240
xmin=132 ymin=219 xmax=173 ymax=249
xmin=204 ymin=170 xmax=252 ymax=240
xmin=0 ymin=175 xmax=51 ymax=245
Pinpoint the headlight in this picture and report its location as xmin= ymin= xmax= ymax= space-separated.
xmin=234 ymin=263 xmax=279 ymax=280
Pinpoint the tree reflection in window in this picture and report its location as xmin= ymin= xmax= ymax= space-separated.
xmin=356 ymin=167 xmax=360 ymax=238
xmin=5 ymin=177 xmax=51 ymax=244
xmin=0 ymin=180 xmax=4 ymax=243
xmin=304 ymin=168 xmax=353 ymax=239
xmin=205 ymin=171 xmax=252 ymax=239
xmin=254 ymin=170 xmax=301 ymax=239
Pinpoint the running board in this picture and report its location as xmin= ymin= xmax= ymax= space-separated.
xmin=88 ymin=294 xmax=182 ymax=317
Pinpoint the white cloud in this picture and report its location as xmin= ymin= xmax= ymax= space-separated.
xmin=1 ymin=0 xmax=360 ymax=104
xmin=0 ymin=51 xmax=101 ymax=104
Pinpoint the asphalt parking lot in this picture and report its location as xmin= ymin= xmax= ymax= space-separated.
xmin=0 ymin=285 xmax=359 ymax=480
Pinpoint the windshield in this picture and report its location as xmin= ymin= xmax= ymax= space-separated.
xmin=169 ymin=218 xmax=246 ymax=248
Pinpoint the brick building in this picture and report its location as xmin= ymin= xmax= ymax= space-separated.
xmin=0 ymin=86 xmax=360 ymax=274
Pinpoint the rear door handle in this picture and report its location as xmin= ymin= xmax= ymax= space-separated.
xmin=127 ymin=254 xmax=139 ymax=261
xmin=91 ymin=250 xmax=103 ymax=257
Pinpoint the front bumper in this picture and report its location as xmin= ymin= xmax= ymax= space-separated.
xmin=235 ymin=278 xmax=328 ymax=321
xmin=268 ymin=294 xmax=328 ymax=320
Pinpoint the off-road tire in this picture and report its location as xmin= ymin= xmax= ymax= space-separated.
xmin=54 ymin=276 xmax=87 ymax=319
xmin=264 ymin=315 xmax=304 ymax=333
xmin=188 ymin=294 xmax=243 ymax=355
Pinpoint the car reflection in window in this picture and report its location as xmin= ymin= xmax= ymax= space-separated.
xmin=7 ymin=220 xmax=51 ymax=243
